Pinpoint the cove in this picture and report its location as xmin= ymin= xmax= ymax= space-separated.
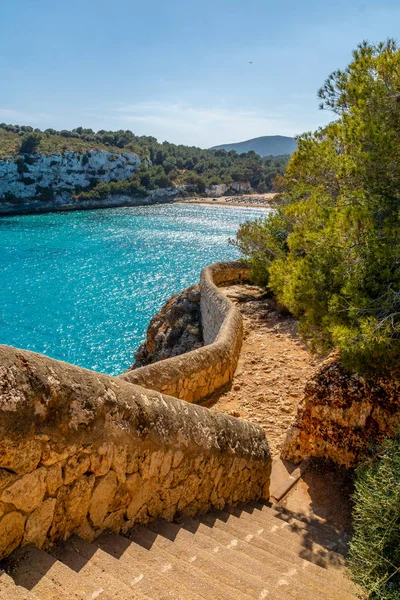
xmin=0 ymin=203 xmax=267 ymax=375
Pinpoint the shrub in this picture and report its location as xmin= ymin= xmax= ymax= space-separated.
xmin=35 ymin=186 xmax=55 ymax=201
xmin=234 ymin=40 xmax=400 ymax=375
xmin=15 ymin=157 xmax=28 ymax=175
xmin=19 ymin=132 xmax=41 ymax=154
xmin=349 ymin=435 xmax=400 ymax=599
xmin=21 ymin=177 xmax=36 ymax=186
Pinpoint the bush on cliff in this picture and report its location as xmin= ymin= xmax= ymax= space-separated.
xmin=19 ymin=132 xmax=41 ymax=154
xmin=349 ymin=435 xmax=400 ymax=599
xmin=234 ymin=40 xmax=400 ymax=374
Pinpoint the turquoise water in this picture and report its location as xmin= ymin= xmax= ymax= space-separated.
xmin=0 ymin=204 xmax=266 ymax=375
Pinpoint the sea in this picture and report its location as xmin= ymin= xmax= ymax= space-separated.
xmin=0 ymin=203 xmax=267 ymax=375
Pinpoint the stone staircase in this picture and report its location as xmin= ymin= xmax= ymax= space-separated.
xmin=0 ymin=501 xmax=359 ymax=600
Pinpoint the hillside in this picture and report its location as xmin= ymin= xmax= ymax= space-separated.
xmin=211 ymin=135 xmax=297 ymax=157
xmin=0 ymin=124 xmax=290 ymax=213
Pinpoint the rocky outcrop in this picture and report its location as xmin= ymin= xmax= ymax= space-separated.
xmin=121 ymin=262 xmax=251 ymax=403
xmin=0 ymin=344 xmax=271 ymax=560
xmin=0 ymin=151 xmax=186 ymax=215
xmin=282 ymin=356 xmax=400 ymax=467
xmin=133 ymin=286 xmax=203 ymax=368
xmin=0 ymin=150 xmax=140 ymax=198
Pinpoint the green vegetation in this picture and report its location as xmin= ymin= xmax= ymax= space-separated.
xmin=234 ymin=40 xmax=400 ymax=375
xmin=349 ymin=435 xmax=400 ymax=599
xmin=19 ymin=132 xmax=41 ymax=154
xmin=0 ymin=123 xmax=289 ymax=196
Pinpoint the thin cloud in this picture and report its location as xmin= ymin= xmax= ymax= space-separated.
xmin=92 ymin=102 xmax=299 ymax=147
xmin=0 ymin=108 xmax=55 ymax=125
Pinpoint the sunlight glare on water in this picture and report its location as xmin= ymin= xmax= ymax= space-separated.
xmin=0 ymin=204 xmax=267 ymax=374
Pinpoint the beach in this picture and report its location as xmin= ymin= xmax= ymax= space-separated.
xmin=175 ymin=193 xmax=275 ymax=209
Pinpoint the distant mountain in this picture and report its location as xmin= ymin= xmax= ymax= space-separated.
xmin=210 ymin=135 xmax=297 ymax=157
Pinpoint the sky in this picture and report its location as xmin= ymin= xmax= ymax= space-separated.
xmin=1 ymin=0 xmax=400 ymax=148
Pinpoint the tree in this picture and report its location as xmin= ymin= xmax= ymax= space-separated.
xmin=19 ymin=132 xmax=41 ymax=154
xmin=235 ymin=40 xmax=400 ymax=374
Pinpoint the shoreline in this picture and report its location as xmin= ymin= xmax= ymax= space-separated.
xmin=175 ymin=193 xmax=275 ymax=210
xmin=0 ymin=192 xmax=275 ymax=217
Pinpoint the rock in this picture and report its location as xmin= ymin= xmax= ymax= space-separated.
xmin=131 ymin=285 xmax=203 ymax=368
xmin=187 ymin=289 xmax=201 ymax=303
xmin=63 ymin=454 xmax=90 ymax=485
xmin=0 ymin=151 xmax=140 ymax=202
xmin=229 ymin=410 xmax=241 ymax=418
xmin=112 ymin=447 xmax=127 ymax=483
xmin=23 ymin=498 xmax=56 ymax=547
xmin=233 ymin=383 xmax=241 ymax=391
xmin=0 ymin=512 xmax=26 ymax=559
xmin=0 ymin=439 xmax=42 ymax=474
xmin=1 ymin=468 xmax=47 ymax=512
xmin=89 ymin=471 xmax=118 ymax=527
xmin=46 ymin=464 xmax=63 ymax=496
xmin=282 ymin=356 xmax=400 ymax=467
xmin=90 ymin=443 xmax=113 ymax=477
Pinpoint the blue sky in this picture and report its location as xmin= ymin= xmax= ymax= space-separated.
xmin=1 ymin=0 xmax=399 ymax=147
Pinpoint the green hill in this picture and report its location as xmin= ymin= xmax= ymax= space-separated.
xmin=0 ymin=124 xmax=290 ymax=200
xmin=211 ymin=135 xmax=297 ymax=157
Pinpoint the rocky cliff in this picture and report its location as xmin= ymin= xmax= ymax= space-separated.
xmin=133 ymin=286 xmax=203 ymax=368
xmin=0 ymin=150 xmax=181 ymax=214
xmin=282 ymin=356 xmax=400 ymax=467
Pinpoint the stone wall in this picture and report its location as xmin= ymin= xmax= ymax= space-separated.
xmin=120 ymin=262 xmax=250 ymax=403
xmin=0 ymin=345 xmax=271 ymax=560
xmin=282 ymin=357 xmax=400 ymax=467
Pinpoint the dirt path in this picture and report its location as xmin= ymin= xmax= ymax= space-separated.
xmin=205 ymin=283 xmax=355 ymax=534
xmin=205 ymin=283 xmax=322 ymax=457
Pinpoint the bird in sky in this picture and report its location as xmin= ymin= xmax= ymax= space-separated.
xmin=249 ymin=61 xmax=253 ymax=64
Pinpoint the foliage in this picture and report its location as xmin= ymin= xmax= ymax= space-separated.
xmin=0 ymin=123 xmax=289 ymax=196
xmin=349 ymin=435 xmax=400 ymax=599
xmin=234 ymin=40 xmax=400 ymax=374
xmin=19 ymin=132 xmax=41 ymax=154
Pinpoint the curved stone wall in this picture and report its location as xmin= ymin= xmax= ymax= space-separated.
xmin=120 ymin=261 xmax=250 ymax=403
xmin=0 ymin=343 xmax=271 ymax=559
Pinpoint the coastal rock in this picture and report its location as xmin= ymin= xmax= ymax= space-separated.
xmin=282 ymin=356 xmax=400 ymax=467
xmin=132 ymin=285 xmax=203 ymax=368
xmin=0 ymin=150 xmax=140 ymax=200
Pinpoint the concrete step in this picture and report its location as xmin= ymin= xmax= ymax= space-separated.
xmin=125 ymin=523 xmax=256 ymax=600
xmin=49 ymin=536 xmax=150 ymax=600
xmin=193 ymin=510 xmax=358 ymax=599
xmin=177 ymin=514 xmax=352 ymax=600
xmin=147 ymin=518 xmax=328 ymax=600
xmin=98 ymin=529 xmax=244 ymax=600
xmin=224 ymin=504 xmax=347 ymax=570
xmin=251 ymin=500 xmax=351 ymax=554
xmin=0 ymin=571 xmax=41 ymax=600
xmin=60 ymin=534 xmax=203 ymax=600
xmin=5 ymin=545 xmax=111 ymax=600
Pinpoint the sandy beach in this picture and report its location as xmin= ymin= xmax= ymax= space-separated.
xmin=175 ymin=193 xmax=276 ymax=209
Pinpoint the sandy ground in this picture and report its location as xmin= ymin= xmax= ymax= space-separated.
xmin=205 ymin=283 xmax=320 ymax=456
xmin=205 ymin=283 xmax=354 ymax=533
xmin=175 ymin=193 xmax=275 ymax=209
